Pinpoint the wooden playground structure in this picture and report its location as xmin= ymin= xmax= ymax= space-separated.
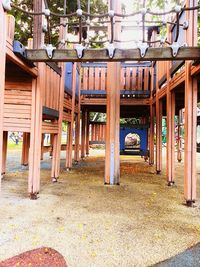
xmin=0 ymin=0 xmax=200 ymax=205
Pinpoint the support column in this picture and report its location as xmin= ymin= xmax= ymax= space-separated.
xmin=28 ymin=0 xmax=44 ymax=199
xmin=149 ymin=104 xmax=155 ymax=165
xmin=183 ymin=0 xmax=197 ymax=206
xmin=0 ymin=4 xmax=7 ymax=186
xmin=105 ymin=62 xmax=120 ymax=185
xmin=184 ymin=64 xmax=197 ymax=205
xmin=177 ymin=110 xmax=183 ymax=162
xmin=66 ymin=63 xmax=76 ymax=170
xmin=74 ymin=71 xmax=81 ymax=162
xmin=41 ymin=134 xmax=44 ymax=160
xmin=66 ymin=122 xmax=72 ymax=168
xmin=81 ymin=110 xmax=86 ymax=158
xmin=156 ymin=99 xmax=162 ymax=174
xmin=21 ymin=132 xmax=30 ymax=166
xmin=166 ymin=59 xmax=175 ymax=185
xmin=86 ymin=110 xmax=90 ymax=156
xmin=53 ymin=18 xmax=67 ymax=179
xmin=166 ymin=91 xmax=175 ymax=185
xmin=2 ymin=131 xmax=8 ymax=175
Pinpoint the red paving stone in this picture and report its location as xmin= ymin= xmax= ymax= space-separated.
xmin=0 ymin=247 xmax=67 ymax=267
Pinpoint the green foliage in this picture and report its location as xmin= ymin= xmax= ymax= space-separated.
xmin=9 ymin=0 xmax=107 ymax=46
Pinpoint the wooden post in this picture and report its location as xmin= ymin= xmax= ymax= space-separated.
xmin=184 ymin=0 xmax=198 ymax=206
xmin=51 ymin=18 xmax=67 ymax=180
xmin=86 ymin=110 xmax=90 ymax=156
xmin=2 ymin=131 xmax=8 ymax=175
xmin=105 ymin=62 xmax=121 ymax=185
xmin=156 ymin=99 xmax=162 ymax=174
xmin=184 ymin=65 xmax=197 ymax=205
xmin=166 ymin=59 xmax=175 ymax=185
xmin=149 ymin=104 xmax=155 ymax=165
xmin=0 ymin=4 xmax=7 ymax=186
xmin=177 ymin=109 xmax=182 ymax=162
xmin=81 ymin=109 xmax=86 ymax=158
xmin=21 ymin=133 xmax=30 ymax=166
xmin=105 ymin=0 xmax=121 ymax=185
xmin=66 ymin=63 xmax=76 ymax=169
xmin=74 ymin=72 xmax=81 ymax=162
xmin=41 ymin=134 xmax=44 ymax=160
xmin=28 ymin=0 xmax=44 ymax=199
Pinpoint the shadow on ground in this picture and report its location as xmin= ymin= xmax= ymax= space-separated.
xmin=152 ymin=243 xmax=200 ymax=267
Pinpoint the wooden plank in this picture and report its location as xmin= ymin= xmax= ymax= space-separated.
xmin=95 ymin=68 xmax=99 ymax=90
xmin=26 ymin=47 xmax=200 ymax=62
xmin=100 ymin=68 xmax=106 ymax=91
xmin=89 ymin=67 xmax=94 ymax=90
xmin=82 ymin=67 xmax=88 ymax=90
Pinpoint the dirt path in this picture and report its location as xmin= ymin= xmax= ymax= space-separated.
xmin=0 ymin=149 xmax=200 ymax=267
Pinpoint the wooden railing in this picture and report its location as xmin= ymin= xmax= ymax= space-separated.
xmin=81 ymin=63 xmax=151 ymax=94
xmin=89 ymin=122 xmax=106 ymax=144
xmin=43 ymin=63 xmax=61 ymax=111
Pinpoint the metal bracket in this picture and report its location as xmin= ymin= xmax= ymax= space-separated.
xmin=2 ymin=0 xmax=11 ymax=11
xmin=74 ymin=44 xmax=85 ymax=59
xmin=138 ymin=43 xmax=149 ymax=58
xmin=106 ymin=43 xmax=115 ymax=59
xmin=170 ymin=42 xmax=187 ymax=57
xmin=45 ymin=44 xmax=56 ymax=59
xmin=170 ymin=42 xmax=181 ymax=57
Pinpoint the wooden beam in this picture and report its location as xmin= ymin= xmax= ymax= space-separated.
xmin=26 ymin=47 xmax=200 ymax=62
xmin=0 ymin=5 xmax=7 ymax=185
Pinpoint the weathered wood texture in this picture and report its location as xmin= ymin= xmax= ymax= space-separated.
xmin=0 ymin=5 xmax=7 ymax=183
xmin=81 ymin=65 xmax=151 ymax=91
xmin=105 ymin=62 xmax=121 ymax=184
xmin=26 ymin=47 xmax=200 ymax=62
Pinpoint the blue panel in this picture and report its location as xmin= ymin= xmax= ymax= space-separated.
xmin=120 ymin=127 xmax=148 ymax=156
xmin=64 ymin=62 xmax=79 ymax=98
xmin=64 ymin=62 xmax=73 ymax=95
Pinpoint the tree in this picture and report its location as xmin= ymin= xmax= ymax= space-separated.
xmin=9 ymin=0 xmax=107 ymax=46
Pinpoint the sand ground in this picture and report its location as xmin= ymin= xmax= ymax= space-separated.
xmin=0 ymin=149 xmax=200 ymax=267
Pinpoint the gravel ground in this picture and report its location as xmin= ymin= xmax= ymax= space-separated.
xmin=0 ymin=149 xmax=200 ymax=267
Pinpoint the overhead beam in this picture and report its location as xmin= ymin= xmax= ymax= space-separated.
xmin=26 ymin=47 xmax=200 ymax=62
